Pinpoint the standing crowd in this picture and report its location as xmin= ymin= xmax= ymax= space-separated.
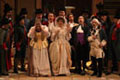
xmin=0 ymin=3 xmax=120 ymax=78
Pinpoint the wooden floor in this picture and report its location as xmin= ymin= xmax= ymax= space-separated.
xmin=0 ymin=72 xmax=120 ymax=80
xmin=0 ymin=60 xmax=120 ymax=80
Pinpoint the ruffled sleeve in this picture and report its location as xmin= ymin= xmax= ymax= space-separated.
xmin=41 ymin=25 xmax=50 ymax=38
xmin=50 ymin=27 xmax=58 ymax=41
xmin=65 ymin=33 xmax=71 ymax=41
xmin=27 ymin=26 xmax=35 ymax=39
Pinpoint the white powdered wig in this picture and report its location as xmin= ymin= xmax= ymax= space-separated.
xmin=91 ymin=18 xmax=101 ymax=26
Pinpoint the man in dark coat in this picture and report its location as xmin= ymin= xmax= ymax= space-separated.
xmin=0 ymin=18 xmax=10 ymax=76
xmin=71 ymin=16 xmax=90 ymax=75
xmin=2 ymin=3 xmax=13 ymax=70
xmin=19 ymin=8 xmax=30 ymax=33
xmin=14 ymin=16 xmax=27 ymax=73
xmin=99 ymin=11 xmax=112 ymax=70
xmin=106 ymin=10 xmax=120 ymax=75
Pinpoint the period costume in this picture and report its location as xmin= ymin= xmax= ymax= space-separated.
xmin=0 ymin=28 xmax=9 ymax=75
xmin=108 ymin=11 xmax=120 ymax=62
xmin=68 ymin=22 xmax=78 ymax=67
xmin=48 ymin=21 xmax=55 ymax=33
xmin=0 ymin=18 xmax=10 ymax=75
xmin=20 ymin=8 xmax=30 ymax=33
xmin=14 ymin=17 xmax=27 ymax=73
xmin=108 ymin=22 xmax=120 ymax=75
xmin=88 ymin=26 xmax=107 ymax=77
xmin=28 ymin=25 xmax=51 ymax=76
xmin=5 ymin=19 xmax=13 ymax=71
xmin=49 ymin=25 xmax=72 ymax=76
xmin=100 ymin=11 xmax=112 ymax=69
xmin=108 ymin=15 xmax=120 ymax=61
xmin=0 ymin=18 xmax=13 ymax=72
xmin=2 ymin=4 xmax=14 ymax=71
xmin=71 ymin=24 xmax=89 ymax=74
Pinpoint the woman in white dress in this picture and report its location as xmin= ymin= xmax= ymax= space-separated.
xmin=49 ymin=17 xmax=72 ymax=76
xmin=27 ymin=19 xmax=51 ymax=77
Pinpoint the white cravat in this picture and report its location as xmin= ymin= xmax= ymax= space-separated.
xmin=77 ymin=25 xmax=84 ymax=33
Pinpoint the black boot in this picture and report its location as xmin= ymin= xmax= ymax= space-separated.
xmin=14 ymin=62 xmax=18 ymax=73
xmin=74 ymin=67 xmax=82 ymax=74
xmin=91 ymin=57 xmax=97 ymax=76
xmin=97 ymin=58 xmax=103 ymax=77
xmin=21 ymin=62 xmax=26 ymax=71
xmin=81 ymin=60 xmax=87 ymax=75
xmin=21 ymin=65 xmax=25 ymax=71
xmin=14 ymin=60 xmax=18 ymax=73
xmin=74 ymin=58 xmax=82 ymax=74
xmin=14 ymin=50 xmax=20 ymax=73
xmin=81 ymin=70 xmax=86 ymax=75
xmin=21 ymin=57 xmax=26 ymax=71
xmin=2 ymin=72 xmax=9 ymax=76
xmin=20 ymin=46 xmax=26 ymax=72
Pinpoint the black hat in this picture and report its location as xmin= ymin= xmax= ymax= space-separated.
xmin=96 ymin=12 xmax=102 ymax=16
xmin=16 ymin=16 xmax=25 ymax=23
xmin=96 ymin=2 xmax=104 ymax=11
xmin=100 ymin=11 xmax=109 ymax=16
xmin=114 ymin=9 xmax=120 ymax=19
xmin=114 ymin=13 xmax=120 ymax=19
xmin=4 ymin=3 xmax=12 ymax=14
xmin=58 ymin=7 xmax=66 ymax=11
xmin=1 ymin=18 xmax=10 ymax=26
xmin=35 ymin=9 xmax=43 ymax=14
xmin=20 ymin=8 xmax=28 ymax=16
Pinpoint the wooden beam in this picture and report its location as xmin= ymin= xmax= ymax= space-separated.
xmin=0 ymin=0 xmax=1 ymax=16
xmin=14 ymin=0 xmax=18 ymax=18
xmin=36 ymin=0 xmax=42 ymax=9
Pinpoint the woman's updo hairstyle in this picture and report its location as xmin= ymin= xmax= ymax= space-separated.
xmin=56 ymin=17 xmax=65 ymax=23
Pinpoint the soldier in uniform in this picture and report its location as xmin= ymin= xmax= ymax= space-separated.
xmin=0 ymin=18 xmax=10 ymax=76
xmin=3 ymin=3 xmax=13 ymax=70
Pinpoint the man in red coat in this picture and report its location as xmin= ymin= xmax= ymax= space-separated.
xmin=3 ymin=3 xmax=14 ymax=71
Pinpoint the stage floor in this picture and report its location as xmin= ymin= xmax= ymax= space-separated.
xmin=0 ymin=72 xmax=120 ymax=80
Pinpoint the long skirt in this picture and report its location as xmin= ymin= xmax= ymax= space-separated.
xmin=27 ymin=46 xmax=34 ymax=76
xmin=32 ymin=48 xmax=51 ymax=76
xmin=49 ymin=40 xmax=71 ymax=76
